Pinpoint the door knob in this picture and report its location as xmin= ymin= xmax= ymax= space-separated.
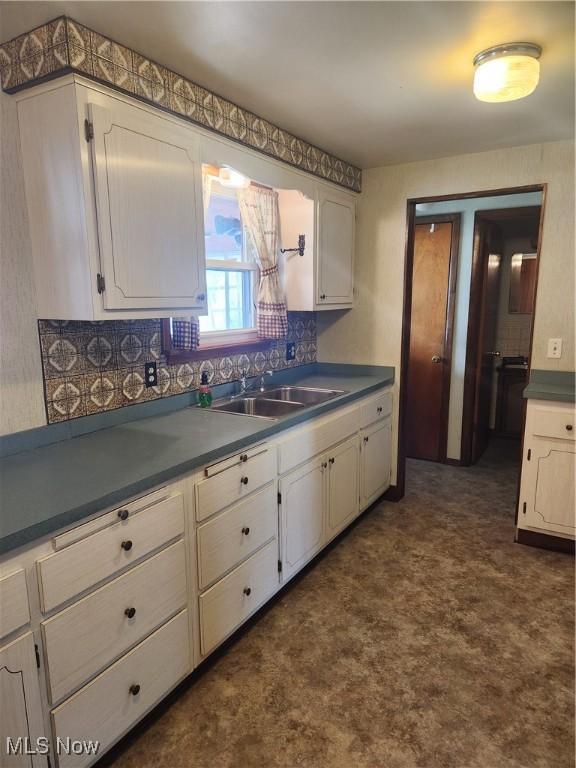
xmin=431 ymin=355 xmax=441 ymax=364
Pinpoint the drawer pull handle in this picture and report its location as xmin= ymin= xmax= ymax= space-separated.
xmin=377 ymin=406 xmax=383 ymax=413
xmin=124 ymin=607 xmax=136 ymax=619
xmin=567 ymin=424 xmax=573 ymax=431
xmin=118 ymin=509 xmax=129 ymax=521
xmin=241 ymin=476 xmax=249 ymax=485
xmin=242 ymin=526 xmax=250 ymax=535
xmin=121 ymin=540 xmax=133 ymax=551
xmin=240 ymin=454 xmax=248 ymax=462
xmin=129 ymin=684 xmax=140 ymax=696
xmin=243 ymin=587 xmax=252 ymax=596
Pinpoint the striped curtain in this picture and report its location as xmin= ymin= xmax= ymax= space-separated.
xmin=237 ymin=185 xmax=288 ymax=339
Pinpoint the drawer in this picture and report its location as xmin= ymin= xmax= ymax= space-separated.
xmin=199 ymin=539 xmax=279 ymax=656
xmin=0 ymin=569 xmax=30 ymax=640
xmin=197 ymin=483 xmax=278 ymax=590
xmin=532 ymin=404 xmax=575 ymax=442
xmin=51 ymin=610 xmax=190 ymax=768
xmin=278 ymin=403 xmax=359 ymax=474
xmin=42 ymin=541 xmax=187 ymax=704
xmin=196 ymin=446 xmax=276 ymax=522
xmin=359 ymin=389 xmax=393 ymax=429
xmin=38 ymin=492 xmax=184 ymax=613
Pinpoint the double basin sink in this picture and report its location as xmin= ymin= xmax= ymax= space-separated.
xmin=208 ymin=386 xmax=347 ymax=420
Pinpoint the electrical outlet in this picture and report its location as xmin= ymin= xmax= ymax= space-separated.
xmin=144 ymin=361 xmax=158 ymax=387
xmin=286 ymin=342 xmax=296 ymax=361
xmin=547 ymin=338 xmax=562 ymax=359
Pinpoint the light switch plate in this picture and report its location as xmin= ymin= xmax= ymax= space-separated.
xmin=547 ymin=338 xmax=562 ymax=359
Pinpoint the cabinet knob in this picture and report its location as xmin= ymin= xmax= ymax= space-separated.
xmin=241 ymin=476 xmax=249 ymax=485
xmin=124 ymin=607 xmax=136 ymax=619
xmin=364 ymin=436 xmax=369 ymax=444
xmin=243 ymin=587 xmax=252 ymax=596
xmin=121 ymin=540 xmax=133 ymax=551
xmin=242 ymin=526 xmax=250 ymax=536
xmin=240 ymin=454 xmax=248 ymax=462
xmin=321 ymin=461 xmax=328 ymax=469
xmin=377 ymin=406 xmax=383 ymax=414
xmin=197 ymin=293 xmax=206 ymax=302
xmin=320 ymin=293 xmax=326 ymax=300
xmin=129 ymin=684 xmax=140 ymax=696
xmin=567 ymin=424 xmax=573 ymax=431
xmin=329 ymin=457 xmax=335 ymax=465
xmin=117 ymin=509 xmax=129 ymax=521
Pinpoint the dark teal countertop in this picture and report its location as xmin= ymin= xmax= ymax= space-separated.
xmin=523 ymin=369 xmax=575 ymax=403
xmin=0 ymin=363 xmax=394 ymax=554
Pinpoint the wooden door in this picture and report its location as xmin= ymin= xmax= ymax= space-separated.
xmin=326 ymin=436 xmax=359 ymax=539
xmin=316 ymin=190 xmax=355 ymax=305
xmin=280 ymin=457 xmax=325 ymax=581
xmin=472 ymin=221 xmax=502 ymax=462
xmin=89 ymin=99 xmax=207 ymax=312
xmin=406 ymin=216 xmax=459 ymax=461
xmin=0 ymin=633 xmax=47 ymax=767
xmin=360 ymin=418 xmax=392 ymax=508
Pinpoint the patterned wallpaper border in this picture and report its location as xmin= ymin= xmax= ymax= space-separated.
xmin=39 ymin=313 xmax=317 ymax=424
xmin=0 ymin=16 xmax=362 ymax=193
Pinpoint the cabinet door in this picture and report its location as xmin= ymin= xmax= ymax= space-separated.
xmin=0 ymin=633 xmax=47 ymax=767
xmin=280 ymin=457 xmax=325 ymax=581
xmin=326 ymin=436 xmax=359 ymax=540
xmin=90 ymin=100 xmax=206 ymax=311
xmin=316 ymin=190 xmax=355 ymax=305
xmin=521 ymin=441 xmax=576 ymax=534
xmin=360 ymin=418 xmax=392 ymax=509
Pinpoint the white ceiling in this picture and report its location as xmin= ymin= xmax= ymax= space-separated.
xmin=1 ymin=1 xmax=573 ymax=168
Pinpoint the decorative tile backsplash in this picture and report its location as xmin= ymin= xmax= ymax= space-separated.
xmin=39 ymin=313 xmax=317 ymax=424
xmin=0 ymin=17 xmax=362 ymax=192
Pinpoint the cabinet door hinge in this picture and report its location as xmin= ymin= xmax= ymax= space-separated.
xmin=527 ymin=449 xmax=531 ymax=460
xmin=278 ymin=560 xmax=282 ymax=573
xmin=96 ymin=273 xmax=106 ymax=294
xmin=522 ymin=502 xmax=527 ymax=515
xmin=34 ymin=643 xmax=41 ymax=669
xmin=84 ymin=119 xmax=94 ymax=142
xmin=277 ymin=491 xmax=282 ymax=505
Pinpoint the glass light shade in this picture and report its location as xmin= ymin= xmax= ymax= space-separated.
xmin=474 ymin=53 xmax=540 ymax=103
xmin=218 ymin=167 xmax=250 ymax=188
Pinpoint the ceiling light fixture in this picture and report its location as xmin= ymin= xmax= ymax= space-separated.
xmin=473 ymin=42 xmax=542 ymax=103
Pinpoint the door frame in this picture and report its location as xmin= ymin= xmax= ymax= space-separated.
xmin=408 ymin=213 xmax=461 ymax=463
xmin=460 ymin=204 xmax=544 ymax=465
xmin=393 ymin=184 xmax=546 ymax=500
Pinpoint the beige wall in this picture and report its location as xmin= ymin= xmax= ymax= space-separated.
xmin=0 ymin=91 xmax=46 ymax=435
xmin=317 ymin=141 xmax=575 ymax=483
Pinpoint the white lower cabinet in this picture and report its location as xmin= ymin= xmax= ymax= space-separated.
xmin=51 ymin=610 xmax=190 ymax=768
xmin=280 ymin=457 xmax=326 ymax=581
xmin=360 ymin=418 xmax=392 ymax=510
xmin=519 ymin=400 xmax=576 ymax=537
xmin=0 ymin=632 xmax=47 ymax=767
xmin=326 ymin=436 xmax=360 ymax=540
xmin=199 ymin=540 xmax=279 ymax=656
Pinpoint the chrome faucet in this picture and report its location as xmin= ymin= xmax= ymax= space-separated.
xmin=259 ymin=370 xmax=274 ymax=392
xmin=239 ymin=370 xmax=249 ymax=395
xmin=236 ymin=369 xmax=273 ymax=397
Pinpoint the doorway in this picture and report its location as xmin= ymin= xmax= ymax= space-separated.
xmin=405 ymin=214 xmax=460 ymax=462
xmin=396 ymin=184 xmax=546 ymax=499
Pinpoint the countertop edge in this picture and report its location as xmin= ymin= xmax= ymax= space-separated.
xmin=1 ymin=371 xmax=394 ymax=555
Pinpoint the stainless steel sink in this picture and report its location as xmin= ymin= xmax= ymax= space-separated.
xmin=211 ymin=397 xmax=305 ymax=419
xmin=257 ymin=386 xmax=346 ymax=405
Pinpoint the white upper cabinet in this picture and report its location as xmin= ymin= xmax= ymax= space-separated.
xmin=278 ymin=184 xmax=356 ymax=312
xmin=89 ymin=101 xmax=206 ymax=311
xmin=17 ymin=80 xmax=207 ymax=319
xmin=316 ymin=188 xmax=355 ymax=306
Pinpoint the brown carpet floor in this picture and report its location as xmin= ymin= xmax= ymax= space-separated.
xmin=104 ymin=440 xmax=574 ymax=768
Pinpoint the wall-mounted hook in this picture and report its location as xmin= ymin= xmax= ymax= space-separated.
xmin=280 ymin=234 xmax=305 ymax=257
